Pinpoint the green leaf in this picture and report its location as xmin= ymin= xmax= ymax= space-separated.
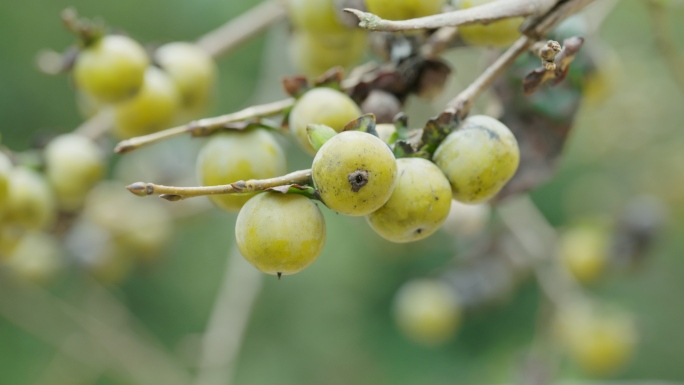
xmin=343 ymin=114 xmax=378 ymax=136
xmin=264 ymin=184 xmax=322 ymax=202
xmin=307 ymin=124 xmax=337 ymax=151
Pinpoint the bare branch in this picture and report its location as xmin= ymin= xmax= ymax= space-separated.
xmin=196 ymin=0 xmax=288 ymax=58
xmin=193 ymin=245 xmax=263 ymax=385
xmin=114 ymin=98 xmax=294 ymax=154
xmin=73 ymin=108 xmax=114 ymax=140
xmin=523 ymin=37 xmax=584 ymax=94
xmin=344 ymin=0 xmax=556 ymax=32
xmin=446 ymin=35 xmax=533 ymax=118
xmin=530 ymin=40 xmax=562 ymax=70
xmin=126 ymin=169 xmax=313 ymax=201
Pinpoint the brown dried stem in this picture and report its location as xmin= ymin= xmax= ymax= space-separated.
xmin=344 ymin=0 xmax=557 ymax=32
xmin=196 ymin=0 xmax=287 ymax=58
xmin=126 ymin=169 xmax=313 ymax=201
xmin=531 ymin=40 xmax=562 ymax=70
xmin=647 ymin=0 xmax=684 ymax=96
xmin=114 ymin=98 xmax=294 ymax=154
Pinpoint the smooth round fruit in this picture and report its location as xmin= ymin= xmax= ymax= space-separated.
xmin=288 ymin=0 xmax=347 ymax=34
xmin=366 ymin=0 xmax=444 ymax=20
xmin=289 ymin=87 xmax=363 ymax=155
xmin=6 ymin=231 xmax=62 ymax=284
xmin=0 ymin=151 xmax=12 ymax=214
xmin=555 ymin=307 xmax=636 ymax=375
xmin=458 ymin=0 xmax=523 ymax=47
xmin=45 ymin=134 xmax=105 ymax=212
xmin=113 ymin=66 xmax=181 ymax=139
xmin=154 ymin=42 xmax=217 ymax=112
xmin=441 ymin=200 xmax=490 ymax=236
xmin=73 ymin=34 xmax=149 ymax=103
xmin=0 ymin=226 xmax=23 ymax=260
xmin=235 ymin=193 xmax=326 ymax=276
xmin=196 ymin=130 xmax=288 ymax=212
xmin=560 ymin=223 xmax=609 ymax=284
xmin=289 ymin=30 xmax=367 ymax=79
xmin=366 ymin=158 xmax=451 ymax=243
xmin=3 ymin=167 xmax=56 ymax=230
xmin=394 ymin=278 xmax=460 ymax=346
xmin=312 ymin=131 xmax=397 ymax=216
xmin=433 ymin=115 xmax=520 ymax=204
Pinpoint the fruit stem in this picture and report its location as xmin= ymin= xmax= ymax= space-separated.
xmin=126 ymin=169 xmax=313 ymax=201
xmin=343 ymin=0 xmax=557 ymax=32
xmin=114 ymin=98 xmax=295 ymax=154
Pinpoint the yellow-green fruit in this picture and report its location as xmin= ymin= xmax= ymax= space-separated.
xmin=555 ymin=308 xmax=636 ymax=375
xmin=458 ymin=0 xmax=523 ymax=47
xmin=113 ymin=66 xmax=181 ymax=139
xmin=196 ymin=130 xmax=288 ymax=212
xmin=312 ymin=131 xmax=397 ymax=216
xmin=289 ymin=87 xmax=363 ymax=155
xmin=366 ymin=158 xmax=451 ymax=242
xmin=3 ymin=167 xmax=56 ymax=230
xmin=0 ymin=151 xmax=12 ymax=214
xmin=44 ymin=134 xmax=105 ymax=212
xmin=288 ymin=0 xmax=347 ymax=34
xmin=433 ymin=115 xmax=519 ymax=204
xmin=560 ymin=223 xmax=609 ymax=284
xmin=289 ymin=30 xmax=367 ymax=79
xmin=0 ymin=226 xmax=23 ymax=260
xmin=375 ymin=123 xmax=396 ymax=143
xmin=235 ymin=193 xmax=326 ymax=276
xmin=394 ymin=278 xmax=460 ymax=346
xmin=73 ymin=35 xmax=149 ymax=103
xmin=366 ymin=0 xmax=444 ymax=20
xmin=154 ymin=42 xmax=217 ymax=112
xmin=6 ymin=231 xmax=62 ymax=284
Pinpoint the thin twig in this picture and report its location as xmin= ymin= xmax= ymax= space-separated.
xmin=195 ymin=0 xmax=287 ymax=58
xmin=73 ymin=109 xmax=114 ymax=140
xmin=193 ymin=245 xmax=264 ymax=385
xmin=344 ymin=0 xmax=557 ymax=32
xmin=446 ymin=35 xmax=533 ymax=117
xmin=646 ymin=0 xmax=684 ymax=96
xmin=114 ymin=98 xmax=294 ymax=154
xmin=126 ymin=169 xmax=313 ymax=201
xmin=530 ymin=40 xmax=562 ymax=70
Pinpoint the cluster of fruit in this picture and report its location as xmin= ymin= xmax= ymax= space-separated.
xmin=74 ymin=33 xmax=216 ymax=138
xmin=0 ymin=134 xmax=172 ymax=284
xmin=194 ymin=85 xmax=520 ymax=277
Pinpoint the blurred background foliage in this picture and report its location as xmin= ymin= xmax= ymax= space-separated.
xmin=1 ymin=0 xmax=684 ymax=384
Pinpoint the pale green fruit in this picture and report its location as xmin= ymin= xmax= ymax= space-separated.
xmin=3 ymin=167 xmax=56 ymax=230
xmin=196 ymin=130 xmax=288 ymax=212
xmin=6 ymin=231 xmax=62 ymax=284
xmin=0 ymin=226 xmax=23 ymax=260
xmin=366 ymin=0 xmax=444 ymax=20
xmin=394 ymin=278 xmax=461 ymax=346
xmin=366 ymin=158 xmax=451 ymax=242
xmin=458 ymin=0 xmax=523 ymax=47
xmin=433 ymin=115 xmax=519 ymax=204
xmin=555 ymin=307 xmax=637 ymax=375
xmin=45 ymin=134 xmax=106 ymax=212
xmin=289 ymin=30 xmax=367 ymax=78
xmin=375 ymin=123 xmax=396 ymax=143
xmin=235 ymin=193 xmax=326 ymax=276
xmin=0 ymin=151 xmax=12 ymax=215
xmin=289 ymin=87 xmax=363 ymax=155
xmin=288 ymin=0 xmax=347 ymax=34
xmin=113 ymin=66 xmax=181 ymax=139
xmin=560 ymin=223 xmax=610 ymax=284
xmin=155 ymin=42 xmax=217 ymax=112
xmin=312 ymin=131 xmax=397 ymax=216
xmin=73 ymin=35 xmax=149 ymax=103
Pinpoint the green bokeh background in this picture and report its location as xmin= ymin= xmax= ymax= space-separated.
xmin=1 ymin=0 xmax=684 ymax=384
